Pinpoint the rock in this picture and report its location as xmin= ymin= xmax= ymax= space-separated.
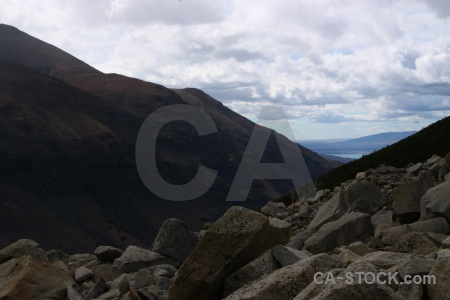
xmin=308 ymin=180 xmax=385 ymax=233
xmin=261 ymin=201 xmax=286 ymax=216
xmin=298 ymin=202 xmax=311 ymax=219
xmin=74 ymin=266 xmax=94 ymax=283
xmin=444 ymin=152 xmax=450 ymax=166
xmin=355 ymin=171 xmax=366 ymax=180
xmin=392 ymin=171 xmax=433 ymax=223
xmin=151 ymin=218 xmax=198 ymax=264
xmin=84 ymin=279 xmax=108 ymax=300
xmin=391 ymin=232 xmax=439 ymax=255
xmin=397 ymin=284 xmax=423 ymax=300
xmin=341 ymin=241 xmax=373 ymax=256
xmin=442 ymin=235 xmax=450 ymax=249
xmin=397 ymin=255 xmax=435 ymax=278
xmin=46 ymin=249 xmax=69 ymax=263
xmin=0 ymin=239 xmax=49 ymax=264
xmin=367 ymin=237 xmax=384 ymax=250
xmin=408 ymin=217 xmax=450 ymax=235
xmin=305 ymin=212 xmax=373 ymax=254
xmin=436 ymin=249 xmax=450 ymax=260
xmin=109 ymin=273 xmax=130 ymax=294
xmin=287 ymin=230 xmax=313 ymax=250
xmin=272 ymin=245 xmax=311 ymax=267
xmin=94 ymin=246 xmax=123 ymax=263
xmin=112 ymin=246 xmax=178 ymax=278
xmin=421 ymin=180 xmax=450 ymax=221
xmin=313 ymin=190 xmax=327 ymax=202
xmin=168 ymin=206 xmax=290 ymax=300
xmin=224 ymin=254 xmax=340 ymax=300
xmin=294 ymin=261 xmax=404 ymax=300
xmin=425 ymin=155 xmax=443 ymax=167
xmin=381 ymin=225 xmax=412 ymax=246
xmin=427 ymin=259 xmax=450 ymax=300
xmin=0 ymin=256 xmax=73 ymax=299
xmin=66 ymin=286 xmax=84 ymax=300
xmin=338 ymin=249 xmax=361 ymax=266
xmin=91 ymin=264 xmax=113 ymax=282
xmin=129 ymin=269 xmax=156 ymax=289
xmin=223 ymin=250 xmax=280 ymax=297
xmin=421 ymin=232 xmax=448 ymax=246
xmin=68 ymin=253 xmax=98 ymax=268
xmin=371 ymin=210 xmax=393 ymax=227
xmin=407 ymin=162 xmax=423 ymax=175
xmin=359 ymin=251 xmax=411 ymax=269
xmin=97 ymin=288 xmax=121 ymax=299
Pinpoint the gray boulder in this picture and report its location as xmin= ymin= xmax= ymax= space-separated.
xmin=397 ymin=255 xmax=435 ymax=278
xmin=112 ymin=246 xmax=178 ymax=278
xmin=94 ymin=246 xmax=123 ymax=263
xmin=151 ymin=218 xmax=198 ymax=264
xmin=408 ymin=217 xmax=450 ymax=235
xmin=427 ymin=260 xmax=450 ymax=300
xmin=407 ymin=162 xmax=423 ymax=175
xmin=0 ymin=239 xmax=49 ymax=264
xmin=358 ymin=251 xmax=411 ymax=269
xmin=421 ymin=180 xmax=450 ymax=221
xmin=294 ymin=261 xmax=404 ymax=300
xmin=308 ymin=181 xmax=385 ymax=233
xmin=392 ymin=171 xmax=433 ymax=223
xmin=168 ymin=206 xmax=290 ymax=300
xmin=391 ymin=232 xmax=439 ymax=255
xmin=261 ymin=201 xmax=285 ymax=216
xmin=381 ymin=224 xmax=412 ymax=245
xmin=74 ymin=266 xmax=94 ymax=283
xmin=305 ymin=212 xmax=373 ymax=254
xmin=371 ymin=209 xmax=393 ymax=227
xmin=272 ymin=245 xmax=311 ymax=267
xmin=442 ymin=235 xmax=450 ymax=249
xmin=223 ymin=249 xmax=280 ymax=297
xmin=224 ymin=254 xmax=340 ymax=300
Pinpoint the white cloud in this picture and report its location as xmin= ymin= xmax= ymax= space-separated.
xmin=1 ymin=0 xmax=449 ymax=139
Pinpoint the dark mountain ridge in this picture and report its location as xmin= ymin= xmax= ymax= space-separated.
xmin=0 ymin=24 xmax=338 ymax=252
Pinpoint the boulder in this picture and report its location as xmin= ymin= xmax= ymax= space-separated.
xmin=397 ymin=255 xmax=435 ymax=278
xmin=442 ymin=235 xmax=450 ymax=249
xmin=151 ymin=218 xmax=198 ymax=264
xmin=408 ymin=217 xmax=450 ymax=235
xmin=224 ymin=254 xmax=340 ymax=300
xmin=358 ymin=251 xmax=411 ymax=269
xmin=112 ymin=246 xmax=178 ymax=278
xmin=223 ymin=249 xmax=280 ymax=297
xmin=308 ymin=181 xmax=385 ymax=233
xmin=0 ymin=239 xmax=49 ymax=264
xmin=340 ymin=241 xmax=373 ymax=256
xmin=392 ymin=171 xmax=433 ymax=223
xmin=261 ymin=201 xmax=285 ymax=216
xmin=381 ymin=225 xmax=412 ymax=246
xmin=305 ymin=212 xmax=373 ymax=254
xmin=74 ymin=266 xmax=94 ymax=283
xmin=407 ymin=162 xmax=423 ymax=175
xmin=84 ymin=279 xmax=107 ymax=300
xmin=94 ymin=246 xmax=123 ymax=263
xmin=91 ymin=264 xmax=113 ymax=282
xmin=436 ymin=249 xmax=450 ymax=260
xmin=391 ymin=232 xmax=439 ymax=255
xmin=46 ymin=249 xmax=69 ymax=263
xmin=168 ymin=206 xmax=290 ymax=300
xmin=298 ymin=202 xmax=311 ymax=219
xmin=272 ymin=245 xmax=311 ymax=267
xmin=338 ymin=249 xmax=361 ymax=266
xmin=427 ymin=260 xmax=450 ymax=300
xmin=421 ymin=180 xmax=450 ymax=221
xmin=109 ymin=273 xmax=131 ymax=293
xmin=371 ymin=209 xmax=393 ymax=227
xmin=67 ymin=286 xmax=84 ymax=300
xmin=294 ymin=261 xmax=404 ymax=300
xmin=0 ymin=256 xmax=73 ymax=299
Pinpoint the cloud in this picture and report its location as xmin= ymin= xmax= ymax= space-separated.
xmin=1 ymin=0 xmax=449 ymax=139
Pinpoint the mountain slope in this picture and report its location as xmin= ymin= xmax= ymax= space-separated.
xmin=317 ymin=117 xmax=450 ymax=190
xmin=0 ymin=24 xmax=338 ymax=252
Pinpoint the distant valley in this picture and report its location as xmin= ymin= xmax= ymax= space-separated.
xmin=299 ymin=131 xmax=417 ymax=162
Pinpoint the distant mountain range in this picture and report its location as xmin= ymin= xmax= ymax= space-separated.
xmin=300 ymin=131 xmax=417 ymax=157
xmin=318 ymin=119 xmax=450 ymax=190
xmin=0 ymin=24 xmax=339 ymax=252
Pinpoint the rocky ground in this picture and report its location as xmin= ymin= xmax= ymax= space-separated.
xmin=1 ymin=153 xmax=450 ymax=300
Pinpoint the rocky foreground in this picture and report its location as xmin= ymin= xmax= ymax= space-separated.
xmin=1 ymin=153 xmax=450 ymax=300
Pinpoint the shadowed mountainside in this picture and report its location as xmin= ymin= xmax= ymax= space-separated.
xmin=0 ymin=24 xmax=338 ymax=252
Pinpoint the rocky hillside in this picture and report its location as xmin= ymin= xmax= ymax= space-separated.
xmin=0 ymin=24 xmax=338 ymax=252
xmin=1 ymin=152 xmax=449 ymax=299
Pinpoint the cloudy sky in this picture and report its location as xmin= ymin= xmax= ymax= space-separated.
xmin=1 ymin=0 xmax=450 ymax=140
